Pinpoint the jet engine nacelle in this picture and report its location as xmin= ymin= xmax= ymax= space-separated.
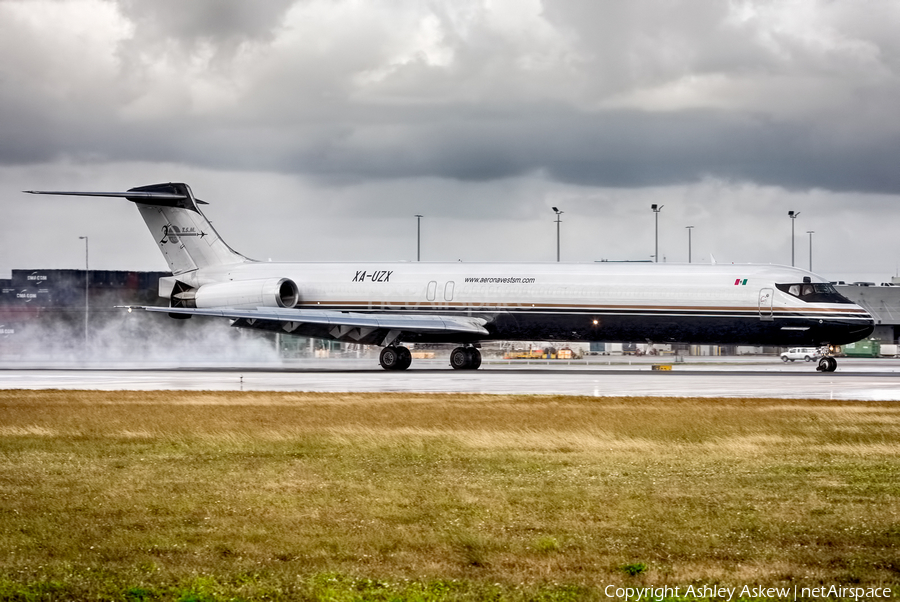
xmin=190 ymin=278 xmax=300 ymax=309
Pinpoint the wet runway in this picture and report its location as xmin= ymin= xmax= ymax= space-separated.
xmin=2 ymin=357 xmax=900 ymax=400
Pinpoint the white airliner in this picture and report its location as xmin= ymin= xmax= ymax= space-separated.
xmin=26 ymin=183 xmax=874 ymax=372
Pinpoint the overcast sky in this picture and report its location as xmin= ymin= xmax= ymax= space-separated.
xmin=1 ymin=0 xmax=899 ymax=282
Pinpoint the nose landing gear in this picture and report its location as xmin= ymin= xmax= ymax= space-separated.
xmin=815 ymin=345 xmax=838 ymax=372
xmin=816 ymin=356 xmax=837 ymax=372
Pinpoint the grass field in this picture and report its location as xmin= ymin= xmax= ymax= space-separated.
xmin=0 ymin=389 xmax=898 ymax=601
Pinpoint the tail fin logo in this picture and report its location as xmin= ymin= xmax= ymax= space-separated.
xmin=160 ymin=224 xmax=207 ymax=245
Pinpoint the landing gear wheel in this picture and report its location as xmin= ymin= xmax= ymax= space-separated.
xmin=467 ymin=347 xmax=482 ymax=370
xmin=396 ymin=346 xmax=412 ymax=370
xmin=816 ymin=356 xmax=837 ymax=373
xmin=450 ymin=346 xmax=481 ymax=370
xmin=450 ymin=347 xmax=470 ymax=370
xmin=380 ymin=346 xmax=411 ymax=371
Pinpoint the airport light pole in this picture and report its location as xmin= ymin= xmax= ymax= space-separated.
xmin=414 ymin=214 xmax=423 ymax=261
xmin=686 ymin=225 xmax=694 ymax=263
xmin=788 ymin=211 xmax=800 ymax=267
xmin=807 ymin=230 xmax=814 ymax=272
xmin=651 ymin=204 xmax=663 ymax=262
xmin=78 ymin=236 xmax=89 ymax=348
xmin=552 ymin=207 xmax=563 ymax=262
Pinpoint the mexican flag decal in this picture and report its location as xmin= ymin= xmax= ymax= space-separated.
xmin=734 ymin=278 xmax=748 ymax=285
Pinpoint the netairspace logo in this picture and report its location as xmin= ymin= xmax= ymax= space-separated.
xmin=603 ymin=584 xmax=893 ymax=601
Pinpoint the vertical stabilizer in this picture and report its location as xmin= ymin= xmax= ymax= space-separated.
xmin=24 ymin=183 xmax=252 ymax=275
xmin=128 ymin=183 xmax=249 ymax=274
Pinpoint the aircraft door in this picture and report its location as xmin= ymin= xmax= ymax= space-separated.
xmin=758 ymin=288 xmax=774 ymax=321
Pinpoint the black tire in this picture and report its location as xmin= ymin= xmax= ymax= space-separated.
xmin=396 ymin=346 xmax=412 ymax=371
xmin=804 ymin=355 xmax=812 ymax=362
xmin=817 ymin=357 xmax=838 ymax=372
xmin=379 ymin=346 xmax=400 ymax=370
xmin=781 ymin=356 xmax=789 ymax=362
xmin=466 ymin=347 xmax=482 ymax=370
xmin=450 ymin=347 xmax=471 ymax=370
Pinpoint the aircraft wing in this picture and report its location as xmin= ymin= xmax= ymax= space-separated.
xmin=130 ymin=305 xmax=489 ymax=346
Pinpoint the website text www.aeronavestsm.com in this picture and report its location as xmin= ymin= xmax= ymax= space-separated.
xmin=603 ymin=584 xmax=894 ymax=601
xmin=463 ymin=277 xmax=536 ymax=284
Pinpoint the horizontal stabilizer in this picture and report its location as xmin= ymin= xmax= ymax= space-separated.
xmin=24 ymin=190 xmax=186 ymax=200
xmin=24 ymin=183 xmax=208 ymax=206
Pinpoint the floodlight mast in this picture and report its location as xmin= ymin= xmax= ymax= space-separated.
xmin=686 ymin=225 xmax=694 ymax=263
xmin=651 ymin=204 xmax=663 ymax=262
xmin=415 ymin=215 xmax=423 ymax=261
xmin=807 ymin=230 xmax=814 ymax=272
xmin=788 ymin=211 xmax=800 ymax=267
xmin=552 ymin=207 xmax=563 ymax=262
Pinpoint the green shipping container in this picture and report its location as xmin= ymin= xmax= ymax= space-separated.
xmin=842 ymin=339 xmax=881 ymax=358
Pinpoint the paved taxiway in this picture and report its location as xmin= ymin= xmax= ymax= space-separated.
xmin=2 ymin=357 xmax=900 ymax=400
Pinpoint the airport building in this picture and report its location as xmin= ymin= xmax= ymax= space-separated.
xmin=836 ymin=284 xmax=900 ymax=343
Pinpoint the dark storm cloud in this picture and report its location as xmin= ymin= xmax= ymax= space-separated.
xmin=117 ymin=0 xmax=296 ymax=51
xmin=34 ymin=104 xmax=890 ymax=195
xmin=269 ymin=107 xmax=900 ymax=194
xmin=1 ymin=0 xmax=899 ymax=193
xmin=4 ymin=99 xmax=899 ymax=194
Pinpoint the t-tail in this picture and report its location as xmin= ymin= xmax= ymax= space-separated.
xmin=24 ymin=183 xmax=250 ymax=274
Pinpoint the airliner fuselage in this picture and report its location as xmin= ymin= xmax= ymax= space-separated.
xmin=174 ymin=259 xmax=872 ymax=348
xmin=25 ymin=182 xmax=875 ymax=372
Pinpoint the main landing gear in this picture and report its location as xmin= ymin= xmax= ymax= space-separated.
xmin=450 ymin=346 xmax=481 ymax=370
xmin=378 ymin=345 xmax=482 ymax=371
xmin=379 ymin=345 xmax=412 ymax=371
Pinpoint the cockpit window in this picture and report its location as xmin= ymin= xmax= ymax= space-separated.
xmin=776 ymin=282 xmax=853 ymax=304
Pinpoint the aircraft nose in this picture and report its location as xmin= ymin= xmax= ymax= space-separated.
xmin=856 ymin=314 xmax=875 ymax=339
xmin=823 ymin=308 xmax=875 ymax=346
xmin=852 ymin=318 xmax=876 ymax=340
xmin=843 ymin=311 xmax=875 ymax=343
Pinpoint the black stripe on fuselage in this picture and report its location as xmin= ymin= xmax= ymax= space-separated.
xmin=288 ymin=303 xmax=872 ymax=346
